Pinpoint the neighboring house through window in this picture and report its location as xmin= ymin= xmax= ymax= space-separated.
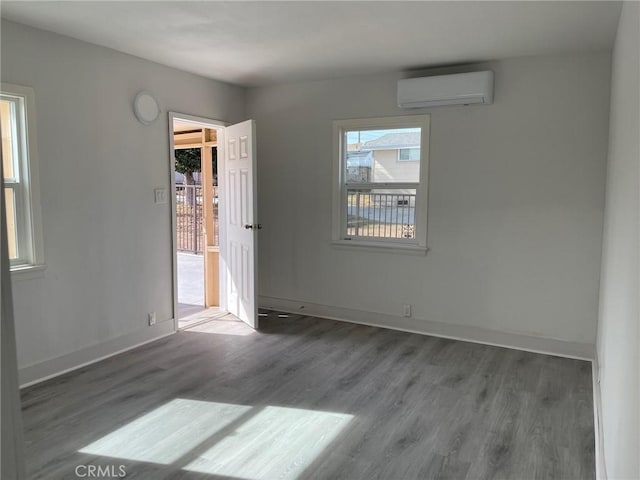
xmin=332 ymin=115 xmax=429 ymax=254
xmin=1 ymin=84 xmax=44 ymax=271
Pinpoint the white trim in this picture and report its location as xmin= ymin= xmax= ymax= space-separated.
xmin=332 ymin=119 xmax=343 ymax=241
xmin=331 ymin=240 xmax=427 ymax=256
xmin=19 ymin=320 xmax=176 ymax=388
xmin=216 ymin=128 xmax=228 ymax=315
xmin=9 ymin=263 xmax=46 ymax=281
xmin=332 ymin=114 xmax=430 ymax=251
xmin=168 ymin=112 xmax=228 ymax=332
xmin=592 ymin=354 xmax=607 ymax=479
xmin=258 ymin=295 xmax=595 ymax=360
xmin=346 ymin=182 xmax=419 ymax=190
xmin=1 ymin=83 xmax=44 ymax=269
xmin=170 ymin=112 xmax=229 ymax=130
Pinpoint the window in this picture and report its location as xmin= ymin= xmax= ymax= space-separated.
xmin=1 ymin=84 xmax=44 ymax=271
xmin=398 ymin=148 xmax=420 ymax=162
xmin=332 ymin=115 xmax=429 ymax=254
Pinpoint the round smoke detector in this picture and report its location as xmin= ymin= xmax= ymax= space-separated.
xmin=133 ymin=91 xmax=160 ymax=125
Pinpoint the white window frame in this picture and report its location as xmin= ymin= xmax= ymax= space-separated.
xmin=332 ymin=115 xmax=430 ymax=255
xmin=1 ymin=84 xmax=44 ymax=273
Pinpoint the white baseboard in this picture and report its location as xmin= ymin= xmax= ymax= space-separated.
xmin=19 ymin=320 xmax=176 ymax=388
xmin=592 ymin=355 xmax=607 ymax=480
xmin=258 ymin=295 xmax=595 ymax=361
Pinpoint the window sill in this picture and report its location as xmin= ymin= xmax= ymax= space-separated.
xmin=10 ymin=263 xmax=47 ymax=281
xmin=332 ymin=240 xmax=428 ymax=256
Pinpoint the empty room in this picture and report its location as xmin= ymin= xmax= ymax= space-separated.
xmin=1 ymin=1 xmax=638 ymax=479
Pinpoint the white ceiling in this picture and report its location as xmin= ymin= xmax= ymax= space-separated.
xmin=1 ymin=1 xmax=622 ymax=87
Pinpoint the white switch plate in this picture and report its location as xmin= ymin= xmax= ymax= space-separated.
xmin=148 ymin=312 xmax=156 ymax=326
xmin=154 ymin=188 xmax=167 ymax=204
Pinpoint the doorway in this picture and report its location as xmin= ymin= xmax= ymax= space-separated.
xmin=169 ymin=113 xmax=259 ymax=331
xmin=170 ymin=114 xmax=225 ymax=329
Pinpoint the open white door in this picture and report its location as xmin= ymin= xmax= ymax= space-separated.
xmin=223 ymin=120 xmax=259 ymax=328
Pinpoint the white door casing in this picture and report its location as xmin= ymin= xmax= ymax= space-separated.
xmin=224 ymin=120 xmax=258 ymax=328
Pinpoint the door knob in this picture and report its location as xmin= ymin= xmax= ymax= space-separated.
xmin=244 ymin=224 xmax=263 ymax=230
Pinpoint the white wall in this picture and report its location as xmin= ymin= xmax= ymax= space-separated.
xmin=247 ymin=52 xmax=611 ymax=350
xmin=596 ymin=2 xmax=640 ymax=478
xmin=1 ymin=20 xmax=246 ymax=384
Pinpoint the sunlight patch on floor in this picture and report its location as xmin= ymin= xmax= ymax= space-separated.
xmin=79 ymin=399 xmax=353 ymax=479
xmin=79 ymin=399 xmax=251 ymax=464
xmin=185 ymin=319 xmax=255 ymax=336
xmin=183 ymin=405 xmax=353 ymax=479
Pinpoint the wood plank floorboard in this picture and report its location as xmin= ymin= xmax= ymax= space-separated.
xmin=21 ymin=312 xmax=594 ymax=480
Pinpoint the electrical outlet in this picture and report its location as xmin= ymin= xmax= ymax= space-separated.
xmin=148 ymin=312 xmax=156 ymax=326
xmin=402 ymin=304 xmax=412 ymax=318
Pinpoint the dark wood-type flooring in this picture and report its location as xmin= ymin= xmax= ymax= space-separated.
xmin=21 ymin=312 xmax=594 ymax=479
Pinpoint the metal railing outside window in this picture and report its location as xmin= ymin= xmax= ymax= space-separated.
xmin=346 ymin=191 xmax=416 ymax=240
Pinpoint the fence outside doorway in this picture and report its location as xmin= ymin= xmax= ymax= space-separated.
xmin=176 ymin=184 xmax=218 ymax=254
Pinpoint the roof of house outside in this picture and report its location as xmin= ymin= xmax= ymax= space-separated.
xmin=362 ymin=132 xmax=420 ymax=150
xmin=346 ymin=150 xmax=373 ymax=167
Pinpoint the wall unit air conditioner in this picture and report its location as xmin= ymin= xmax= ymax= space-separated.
xmin=397 ymin=71 xmax=494 ymax=108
